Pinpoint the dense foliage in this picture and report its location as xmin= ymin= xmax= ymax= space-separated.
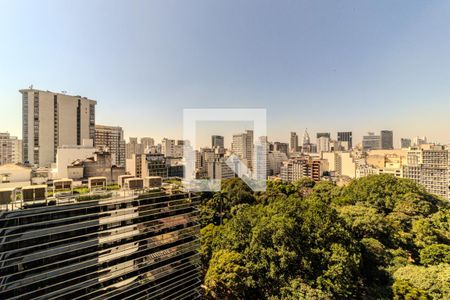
xmin=199 ymin=175 xmax=450 ymax=299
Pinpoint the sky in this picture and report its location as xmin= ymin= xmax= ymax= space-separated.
xmin=1 ymin=0 xmax=450 ymax=148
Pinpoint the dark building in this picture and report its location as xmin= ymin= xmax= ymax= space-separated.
xmin=211 ymin=135 xmax=224 ymax=148
xmin=337 ymin=131 xmax=353 ymax=149
xmin=381 ymin=130 xmax=394 ymax=149
xmin=316 ymin=132 xmax=330 ymax=139
xmin=401 ymin=138 xmax=412 ymax=149
xmin=0 ymin=190 xmax=200 ymax=299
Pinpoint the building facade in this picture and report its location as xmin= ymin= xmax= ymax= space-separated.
xmin=362 ymin=132 xmax=381 ymax=151
xmin=0 ymin=133 xmax=22 ymax=165
xmin=231 ymin=130 xmax=253 ymax=169
xmin=290 ymin=132 xmax=299 ymax=153
xmin=95 ymin=125 xmax=126 ymax=166
xmin=0 ymin=190 xmax=200 ymax=299
xmin=337 ymin=131 xmax=353 ymax=150
xmin=20 ymin=88 xmax=96 ymax=167
xmin=211 ymin=135 xmax=224 ymax=148
xmin=381 ymin=130 xmax=394 ymax=149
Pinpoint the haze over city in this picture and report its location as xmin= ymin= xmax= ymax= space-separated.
xmin=2 ymin=1 xmax=450 ymax=146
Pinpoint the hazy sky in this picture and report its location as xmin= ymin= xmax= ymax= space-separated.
xmin=1 ymin=0 xmax=450 ymax=147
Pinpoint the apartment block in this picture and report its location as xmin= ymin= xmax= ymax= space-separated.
xmin=231 ymin=130 xmax=253 ymax=169
xmin=20 ymin=88 xmax=96 ymax=167
xmin=0 ymin=132 xmax=22 ymax=165
xmin=95 ymin=125 xmax=126 ymax=166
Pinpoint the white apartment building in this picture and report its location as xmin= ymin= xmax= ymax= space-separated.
xmin=321 ymin=151 xmax=356 ymax=178
xmin=20 ymin=88 xmax=96 ymax=167
xmin=126 ymin=154 xmax=149 ymax=178
xmin=0 ymin=132 xmax=22 ymax=165
xmin=231 ymin=130 xmax=253 ymax=169
xmin=95 ymin=125 xmax=126 ymax=166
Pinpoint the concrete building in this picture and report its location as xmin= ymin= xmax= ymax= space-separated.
xmin=0 ymin=188 xmax=201 ymax=299
xmin=268 ymin=151 xmax=288 ymax=176
xmin=403 ymin=146 xmax=449 ymax=200
xmin=273 ymin=142 xmax=289 ymax=157
xmin=231 ymin=130 xmax=253 ymax=169
xmin=161 ymin=138 xmax=183 ymax=158
xmin=0 ymin=132 xmax=22 ymax=165
xmin=140 ymin=137 xmax=155 ymax=151
xmin=20 ymin=88 xmax=96 ymax=167
xmin=67 ymin=151 xmax=125 ymax=182
xmin=290 ymin=132 xmax=299 ymax=152
xmin=126 ymin=154 xmax=149 ymax=178
xmin=362 ymin=132 xmax=381 ymax=151
xmin=381 ymin=130 xmax=394 ymax=149
xmin=206 ymin=157 xmax=235 ymax=179
xmin=126 ymin=137 xmax=143 ymax=159
xmin=413 ymin=136 xmax=427 ymax=147
xmin=51 ymin=139 xmax=95 ymax=179
xmin=316 ymin=132 xmax=331 ymax=139
xmin=280 ymin=156 xmax=324 ymax=182
xmin=317 ymin=136 xmax=331 ymax=153
xmin=321 ymin=151 xmax=356 ymax=178
xmin=401 ymin=138 xmax=412 ymax=149
xmin=337 ymin=131 xmax=353 ymax=150
xmin=211 ymin=135 xmax=224 ymax=148
xmin=95 ymin=125 xmax=126 ymax=166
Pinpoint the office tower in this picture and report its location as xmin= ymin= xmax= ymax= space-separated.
xmin=290 ymin=132 xmax=299 ymax=152
xmin=362 ymin=132 xmax=381 ymax=151
xmin=211 ymin=135 xmax=224 ymax=148
xmin=317 ymin=136 xmax=331 ymax=153
xmin=0 ymin=188 xmax=200 ymax=299
xmin=231 ymin=130 xmax=254 ymax=168
xmin=316 ymin=132 xmax=331 ymax=139
xmin=20 ymin=88 xmax=96 ymax=167
xmin=381 ymin=130 xmax=394 ymax=149
xmin=94 ymin=125 xmax=126 ymax=166
xmin=0 ymin=132 xmax=22 ymax=165
xmin=401 ymin=138 xmax=412 ymax=149
xmin=337 ymin=131 xmax=353 ymax=150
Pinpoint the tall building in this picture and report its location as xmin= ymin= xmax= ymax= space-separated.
xmin=0 ymin=132 xmax=22 ymax=165
xmin=0 ymin=188 xmax=200 ymax=299
xmin=381 ymin=130 xmax=394 ymax=149
xmin=125 ymin=137 xmax=143 ymax=159
xmin=94 ymin=125 xmax=126 ymax=166
xmin=211 ymin=135 xmax=224 ymax=148
xmin=20 ymin=88 xmax=96 ymax=167
xmin=231 ymin=130 xmax=254 ymax=168
xmin=317 ymin=136 xmax=330 ymax=153
xmin=362 ymin=132 xmax=381 ymax=151
xmin=290 ymin=132 xmax=299 ymax=152
xmin=413 ymin=136 xmax=427 ymax=147
xmin=401 ymin=138 xmax=412 ymax=148
xmin=337 ymin=132 xmax=353 ymax=150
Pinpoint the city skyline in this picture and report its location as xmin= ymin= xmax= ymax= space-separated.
xmin=2 ymin=1 xmax=450 ymax=145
